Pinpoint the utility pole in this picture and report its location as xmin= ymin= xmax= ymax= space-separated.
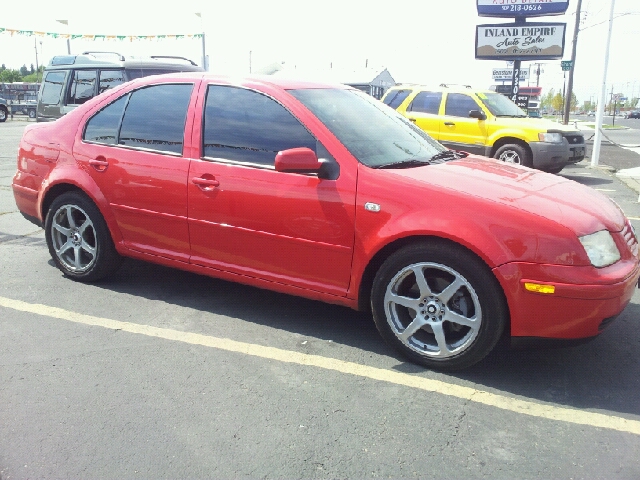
xmin=563 ymin=0 xmax=582 ymax=124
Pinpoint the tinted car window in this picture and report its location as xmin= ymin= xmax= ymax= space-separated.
xmin=119 ymin=84 xmax=193 ymax=155
xmin=41 ymin=71 xmax=66 ymax=105
xmin=99 ymin=69 xmax=126 ymax=94
xmin=445 ymin=93 xmax=480 ymax=117
xmin=67 ymin=70 xmax=97 ymax=105
xmin=203 ymin=85 xmax=316 ymax=166
xmin=382 ymin=89 xmax=411 ymax=109
xmin=83 ymin=95 xmax=129 ymax=145
xmin=408 ymin=91 xmax=442 ymax=114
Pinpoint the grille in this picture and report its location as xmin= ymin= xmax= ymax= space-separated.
xmin=563 ymin=134 xmax=584 ymax=145
xmin=622 ymin=222 xmax=639 ymax=257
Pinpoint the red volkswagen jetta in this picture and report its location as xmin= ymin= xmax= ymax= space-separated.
xmin=12 ymin=73 xmax=640 ymax=370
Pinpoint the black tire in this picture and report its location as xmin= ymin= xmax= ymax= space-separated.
xmin=494 ymin=143 xmax=532 ymax=168
xmin=45 ymin=191 xmax=122 ymax=282
xmin=0 ymin=106 xmax=7 ymax=123
xmin=371 ymin=242 xmax=507 ymax=371
xmin=545 ymin=166 xmax=564 ymax=174
xmin=28 ymin=109 xmax=36 ymax=119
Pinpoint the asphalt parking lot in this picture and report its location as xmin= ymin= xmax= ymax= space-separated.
xmin=1 ymin=118 xmax=640 ymax=479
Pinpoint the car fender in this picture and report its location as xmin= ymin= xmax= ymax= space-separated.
xmin=40 ymin=164 xmax=125 ymax=247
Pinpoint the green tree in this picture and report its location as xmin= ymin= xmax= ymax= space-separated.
xmin=551 ymin=92 xmax=564 ymax=112
xmin=19 ymin=64 xmax=29 ymax=77
xmin=541 ymin=88 xmax=555 ymax=111
xmin=0 ymin=69 xmax=22 ymax=82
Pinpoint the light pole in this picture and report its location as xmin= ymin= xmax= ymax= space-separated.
xmin=55 ymin=20 xmax=71 ymax=54
xmin=195 ymin=13 xmax=207 ymax=71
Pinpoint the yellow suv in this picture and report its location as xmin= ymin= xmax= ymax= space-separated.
xmin=381 ymin=84 xmax=585 ymax=174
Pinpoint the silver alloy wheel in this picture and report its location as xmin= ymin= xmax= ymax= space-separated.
xmin=50 ymin=204 xmax=97 ymax=273
xmin=498 ymin=149 xmax=521 ymax=164
xmin=383 ymin=262 xmax=481 ymax=358
xmin=0 ymin=108 xmax=6 ymax=121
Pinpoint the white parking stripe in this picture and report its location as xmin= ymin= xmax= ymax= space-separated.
xmin=1 ymin=295 xmax=639 ymax=436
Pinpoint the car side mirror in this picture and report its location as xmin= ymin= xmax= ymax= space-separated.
xmin=275 ymin=147 xmax=321 ymax=174
xmin=469 ymin=110 xmax=486 ymax=120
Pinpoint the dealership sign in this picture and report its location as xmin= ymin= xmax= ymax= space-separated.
xmin=477 ymin=0 xmax=569 ymax=17
xmin=493 ymin=68 xmax=529 ymax=81
xmin=476 ymin=22 xmax=566 ymax=60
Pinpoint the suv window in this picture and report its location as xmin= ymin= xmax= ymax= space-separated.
xmin=408 ymin=91 xmax=442 ymax=114
xmin=383 ymin=89 xmax=411 ymax=109
xmin=119 ymin=84 xmax=193 ymax=155
xmin=99 ymin=69 xmax=126 ymax=94
xmin=41 ymin=71 xmax=66 ymax=105
xmin=203 ymin=85 xmax=316 ymax=166
xmin=445 ymin=93 xmax=480 ymax=117
xmin=83 ymin=95 xmax=129 ymax=145
xmin=67 ymin=70 xmax=97 ymax=105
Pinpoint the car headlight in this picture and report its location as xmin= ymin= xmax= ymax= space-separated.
xmin=579 ymin=230 xmax=621 ymax=267
xmin=538 ymin=132 xmax=563 ymax=143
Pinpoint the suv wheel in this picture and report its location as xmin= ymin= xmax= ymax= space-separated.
xmin=495 ymin=143 xmax=532 ymax=168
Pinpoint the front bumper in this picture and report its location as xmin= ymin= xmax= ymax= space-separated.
xmin=529 ymin=137 xmax=585 ymax=170
xmin=493 ymin=259 xmax=640 ymax=339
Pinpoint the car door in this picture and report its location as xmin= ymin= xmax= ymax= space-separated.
xmin=401 ymin=90 xmax=443 ymax=141
xmin=187 ymin=84 xmax=356 ymax=295
xmin=437 ymin=92 xmax=488 ymax=154
xmin=74 ymin=82 xmax=196 ymax=262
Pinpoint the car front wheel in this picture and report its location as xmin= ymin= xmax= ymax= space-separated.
xmin=45 ymin=192 xmax=122 ymax=281
xmin=494 ymin=143 xmax=532 ymax=168
xmin=371 ymin=242 xmax=507 ymax=370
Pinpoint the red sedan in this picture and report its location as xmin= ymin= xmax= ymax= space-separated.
xmin=12 ymin=73 xmax=640 ymax=370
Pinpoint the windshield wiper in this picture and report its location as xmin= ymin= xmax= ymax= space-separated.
xmin=495 ymin=114 xmax=527 ymax=118
xmin=429 ymin=150 xmax=468 ymax=162
xmin=372 ymin=158 xmax=433 ymax=169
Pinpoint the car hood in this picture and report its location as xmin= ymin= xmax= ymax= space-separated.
xmin=391 ymin=156 xmax=624 ymax=236
xmin=490 ymin=116 xmax=580 ymax=133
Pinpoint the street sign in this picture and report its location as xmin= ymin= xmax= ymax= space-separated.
xmin=514 ymin=94 xmax=530 ymax=110
xmin=476 ymin=23 xmax=566 ymax=61
xmin=492 ymin=68 xmax=528 ymax=81
xmin=561 ymin=60 xmax=572 ymax=71
xmin=477 ymin=0 xmax=570 ymax=17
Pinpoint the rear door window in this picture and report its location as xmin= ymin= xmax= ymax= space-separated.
xmin=408 ymin=91 xmax=442 ymax=114
xmin=118 ymin=84 xmax=193 ymax=155
xmin=67 ymin=70 xmax=97 ymax=105
xmin=40 ymin=71 xmax=67 ymax=105
xmin=98 ymin=70 xmax=126 ymax=94
xmin=203 ymin=85 xmax=316 ymax=166
xmin=83 ymin=95 xmax=129 ymax=145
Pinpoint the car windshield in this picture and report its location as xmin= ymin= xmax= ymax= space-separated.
xmin=288 ymin=88 xmax=446 ymax=168
xmin=478 ymin=92 xmax=527 ymax=117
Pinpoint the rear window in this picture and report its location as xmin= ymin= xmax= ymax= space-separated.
xmin=40 ymin=71 xmax=66 ymax=105
xmin=382 ymin=89 xmax=411 ymax=109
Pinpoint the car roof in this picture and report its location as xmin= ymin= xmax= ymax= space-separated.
xmin=127 ymin=72 xmax=354 ymax=91
xmin=387 ymin=84 xmax=492 ymax=94
xmin=46 ymin=52 xmax=203 ymax=71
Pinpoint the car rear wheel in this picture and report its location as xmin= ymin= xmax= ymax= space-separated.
xmin=371 ymin=242 xmax=507 ymax=370
xmin=0 ymin=106 xmax=7 ymax=122
xmin=495 ymin=143 xmax=532 ymax=168
xmin=45 ymin=192 xmax=122 ymax=281
xmin=28 ymin=109 xmax=36 ymax=119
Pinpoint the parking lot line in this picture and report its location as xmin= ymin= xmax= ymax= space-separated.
xmin=1 ymin=294 xmax=639 ymax=436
